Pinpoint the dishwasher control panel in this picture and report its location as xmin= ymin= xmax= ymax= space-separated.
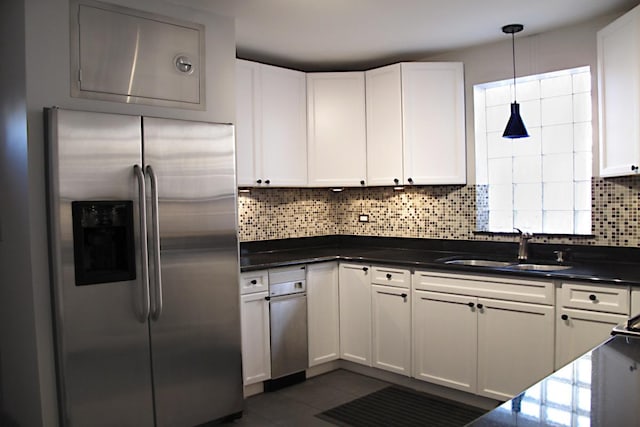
xmin=268 ymin=266 xmax=306 ymax=297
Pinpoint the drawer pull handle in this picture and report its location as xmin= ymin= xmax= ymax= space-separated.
xmin=386 ymin=273 xmax=392 ymax=279
xmin=378 ymin=291 xmax=407 ymax=300
xmin=477 ymin=303 xmax=484 ymax=309
xmin=362 ymin=267 xmax=369 ymax=272
xmin=250 ymin=279 xmax=257 ymax=285
xmin=561 ymin=314 xmax=569 ymax=321
xmin=265 ymin=296 xmax=271 ymax=301
xmin=467 ymin=302 xmax=475 ymax=308
xmin=589 ymin=294 xmax=597 ymax=301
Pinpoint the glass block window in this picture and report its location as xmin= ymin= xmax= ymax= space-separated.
xmin=474 ymin=66 xmax=592 ymax=234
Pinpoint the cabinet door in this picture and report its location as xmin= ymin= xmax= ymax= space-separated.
xmin=477 ymin=298 xmax=554 ymax=400
xmin=240 ymin=291 xmax=271 ymax=385
xmin=338 ymin=263 xmax=371 ymax=366
xmin=365 ymin=64 xmax=404 ymax=186
xmin=597 ymin=5 xmax=640 ymax=177
xmin=261 ymin=63 xmax=308 ymax=186
xmin=412 ymin=290 xmax=477 ymax=393
xmin=235 ymin=59 xmax=260 ymax=186
xmin=371 ymin=284 xmax=411 ymax=376
xmin=307 ymin=262 xmax=340 ymax=367
xmin=402 ymin=62 xmax=466 ymax=185
xmin=556 ymin=308 xmax=628 ymax=369
xmin=307 ymin=72 xmax=367 ymax=187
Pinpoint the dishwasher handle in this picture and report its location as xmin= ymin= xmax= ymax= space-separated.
xmin=268 ymin=292 xmax=306 ymax=302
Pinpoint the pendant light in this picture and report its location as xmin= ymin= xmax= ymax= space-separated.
xmin=502 ymin=24 xmax=529 ymax=139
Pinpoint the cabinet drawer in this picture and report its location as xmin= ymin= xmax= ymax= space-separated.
xmin=413 ymin=270 xmax=554 ymax=305
xmin=560 ymin=282 xmax=630 ymax=315
xmin=371 ymin=266 xmax=410 ymax=288
xmin=240 ymin=271 xmax=269 ymax=295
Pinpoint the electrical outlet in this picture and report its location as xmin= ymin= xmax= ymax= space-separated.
xmin=359 ymin=214 xmax=369 ymax=223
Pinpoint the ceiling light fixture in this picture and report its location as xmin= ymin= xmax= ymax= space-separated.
xmin=502 ymin=24 xmax=529 ymax=139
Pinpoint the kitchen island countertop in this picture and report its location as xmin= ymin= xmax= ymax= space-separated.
xmin=468 ymin=334 xmax=640 ymax=426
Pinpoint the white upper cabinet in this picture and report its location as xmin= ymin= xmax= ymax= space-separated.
xmin=307 ymin=72 xmax=368 ymax=187
xmin=402 ymin=62 xmax=466 ymax=185
xmin=365 ymin=64 xmax=405 ymax=186
xmin=598 ymin=4 xmax=640 ymax=177
xmin=235 ymin=59 xmax=307 ymax=187
xmin=236 ymin=60 xmax=260 ymax=186
xmin=366 ymin=62 xmax=466 ymax=186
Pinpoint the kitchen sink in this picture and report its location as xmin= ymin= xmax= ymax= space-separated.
xmin=506 ymin=263 xmax=572 ymax=271
xmin=444 ymin=259 xmax=515 ymax=267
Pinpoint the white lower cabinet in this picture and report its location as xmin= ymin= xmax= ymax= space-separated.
xmin=413 ymin=290 xmax=477 ymax=392
xmin=240 ymin=289 xmax=271 ymax=385
xmin=476 ymin=298 xmax=554 ymax=400
xmin=555 ymin=308 xmax=627 ymax=369
xmin=412 ymin=270 xmax=555 ymax=400
xmin=555 ymin=282 xmax=630 ymax=370
xmin=339 ymin=263 xmax=372 ymax=366
xmin=307 ymin=262 xmax=340 ymax=367
xmin=371 ymin=284 xmax=411 ymax=376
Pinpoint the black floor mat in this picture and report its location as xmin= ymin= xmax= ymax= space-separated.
xmin=316 ymin=386 xmax=487 ymax=427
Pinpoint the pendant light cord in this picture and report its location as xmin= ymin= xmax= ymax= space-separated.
xmin=511 ymin=32 xmax=517 ymax=102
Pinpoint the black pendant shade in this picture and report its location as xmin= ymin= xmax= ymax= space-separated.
xmin=502 ymin=24 xmax=529 ymax=139
xmin=503 ymin=102 xmax=529 ymax=139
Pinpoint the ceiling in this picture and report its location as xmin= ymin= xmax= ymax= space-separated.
xmin=193 ymin=0 xmax=639 ymax=71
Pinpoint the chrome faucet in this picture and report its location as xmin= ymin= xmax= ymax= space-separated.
xmin=514 ymin=228 xmax=533 ymax=261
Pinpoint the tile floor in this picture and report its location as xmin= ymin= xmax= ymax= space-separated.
xmin=224 ymin=369 xmax=390 ymax=426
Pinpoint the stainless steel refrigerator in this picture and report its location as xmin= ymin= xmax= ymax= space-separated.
xmin=45 ymin=108 xmax=243 ymax=427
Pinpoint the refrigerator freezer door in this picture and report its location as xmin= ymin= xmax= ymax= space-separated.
xmin=47 ymin=109 xmax=154 ymax=427
xmin=142 ymin=117 xmax=242 ymax=426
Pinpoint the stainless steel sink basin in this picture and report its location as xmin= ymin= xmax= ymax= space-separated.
xmin=507 ymin=263 xmax=572 ymax=271
xmin=444 ymin=259 xmax=515 ymax=267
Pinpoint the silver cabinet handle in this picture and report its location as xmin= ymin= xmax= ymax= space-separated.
xmin=146 ymin=164 xmax=163 ymax=321
xmin=134 ymin=165 xmax=150 ymax=322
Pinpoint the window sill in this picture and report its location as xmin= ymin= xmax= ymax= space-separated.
xmin=473 ymin=230 xmax=596 ymax=239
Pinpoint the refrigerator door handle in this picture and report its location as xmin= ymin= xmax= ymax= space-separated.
xmin=146 ymin=164 xmax=163 ymax=321
xmin=134 ymin=164 xmax=151 ymax=322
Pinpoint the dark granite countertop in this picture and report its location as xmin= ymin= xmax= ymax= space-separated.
xmin=240 ymin=235 xmax=640 ymax=286
xmin=468 ymin=334 xmax=640 ymax=426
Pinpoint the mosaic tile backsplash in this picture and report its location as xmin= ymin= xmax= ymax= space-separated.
xmin=238 ymin=176 xmax=640 ymax=247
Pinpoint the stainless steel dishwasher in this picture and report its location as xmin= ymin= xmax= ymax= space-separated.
xmin=268 ymin=266 xmax=308 ymax=380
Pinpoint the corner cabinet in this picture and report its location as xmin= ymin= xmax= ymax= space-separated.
xmin=307 ymin=262 xmax=340 ymax=367
xmin=235 ymin=59 xmax=308 ymax=187
xmin=307 ymin=73 xmax=367 ymax=187
xmin=366 ymin=62 xmax=466 ymax=186
xmin=597 ymin=4 xmax=640 ymax=177
xmin=338 ymin=263 xmax=372 ymax=366
xmin=365 ymin=64 xmax=405 ymax=186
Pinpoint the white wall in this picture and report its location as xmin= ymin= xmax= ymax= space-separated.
xmin=0 ymin=1 xmax=42 ymax=425
xmin=0 ymin=0 xmax=236 ymax=425
xmin=424 ymin=13 xmax=624 ymax=184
